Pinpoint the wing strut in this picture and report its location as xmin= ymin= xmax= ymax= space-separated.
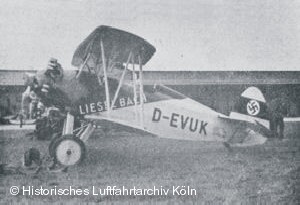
xmin=76 ymin=53 xmax=91 ymax=79
xmin=138 ymin=55 xmax=144 ymax=127
xmin=111 ymin=52 xmax=132 ymax=110
xmin=100 ymin=38 xmax=111 ymax=114
xmin=132 ymin=56 xmax=138 ymax=120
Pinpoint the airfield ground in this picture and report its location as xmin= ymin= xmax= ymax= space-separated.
xmin=0 ymin=123 xmax=299 ymax=204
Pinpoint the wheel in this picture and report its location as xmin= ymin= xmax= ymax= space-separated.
xmin=48 ymin=133 xmax=62 ymax=157
xmin=53 ymin=135 xmax=86 ymax=166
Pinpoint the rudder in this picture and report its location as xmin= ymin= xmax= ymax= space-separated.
xmin=230 ymin=86 xmax=269 ymax=129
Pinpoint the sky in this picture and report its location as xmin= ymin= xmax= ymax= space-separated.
xmin=0 ymin=0 xmax=299 ymax=71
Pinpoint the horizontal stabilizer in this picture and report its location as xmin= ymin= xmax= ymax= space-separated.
xmin=218 ymin=114 xmax=268 ymax=146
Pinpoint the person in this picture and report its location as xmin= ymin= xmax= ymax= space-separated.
xmin=45 ymin=58 xmax=63 ymax=83
xmin=268 ymin=92 xmax=290 ymax=139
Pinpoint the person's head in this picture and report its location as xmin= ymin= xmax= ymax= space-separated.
xmin=48 ymin=57 xmax=58 ymax=68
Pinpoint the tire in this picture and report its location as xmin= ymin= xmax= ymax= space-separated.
xmin=53 ymin=135 xmax=86 ymax=166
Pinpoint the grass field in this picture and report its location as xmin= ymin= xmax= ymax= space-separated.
xmin=0 ymin=124 xmax=299 ymax=204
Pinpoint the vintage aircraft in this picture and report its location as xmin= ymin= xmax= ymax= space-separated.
xmin=21 ymin=25 xmax=271 ymax=167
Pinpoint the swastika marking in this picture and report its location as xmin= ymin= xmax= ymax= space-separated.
xmin=246 ymin=100 xmax=260 ymax=116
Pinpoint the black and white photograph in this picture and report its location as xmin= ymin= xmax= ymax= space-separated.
xmin=0 ymin=0 xmax=299 ymax=204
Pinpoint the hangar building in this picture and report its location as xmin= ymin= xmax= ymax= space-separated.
xmin=143 ymin=71 xmax=300 ymax=116
xmin=0 ymin=70 xmax=299 ymax=117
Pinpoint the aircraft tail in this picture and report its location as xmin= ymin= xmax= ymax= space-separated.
xmin=230 ymin=86 xmax=270 ymax=129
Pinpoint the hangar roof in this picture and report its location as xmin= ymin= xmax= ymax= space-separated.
xmin=0 ymin=69 xmax=299 ymax=86
xmin=0 ymin=70 xmax=36 ymax=86
xmin=142 ymin=71 xmax=300 ymax=85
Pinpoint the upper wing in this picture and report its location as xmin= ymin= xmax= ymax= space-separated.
xmin=72 ymin=25 xmax=156 ymax=68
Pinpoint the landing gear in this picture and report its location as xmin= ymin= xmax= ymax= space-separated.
xmin=48 ymin=112 xmax=93 ymax=167
xmin=52 ymin=134 xmax=86 ymax=166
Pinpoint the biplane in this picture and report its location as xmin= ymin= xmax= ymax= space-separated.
xmin=21 ymin=26 xmax=271 ymax=167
